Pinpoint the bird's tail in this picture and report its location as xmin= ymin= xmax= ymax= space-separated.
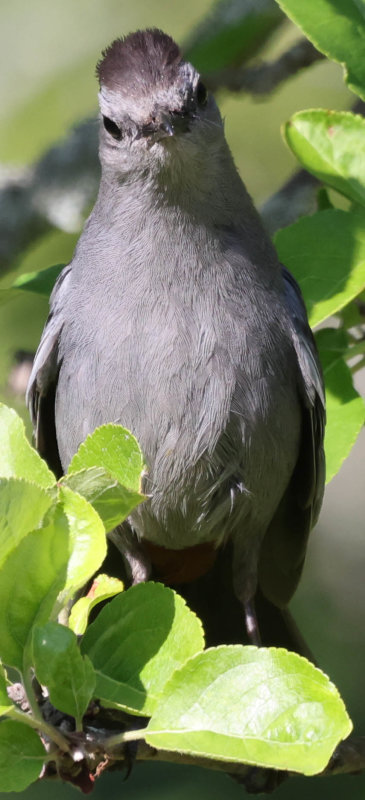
xmin=177 ymin=540 xmax=314 ymax=659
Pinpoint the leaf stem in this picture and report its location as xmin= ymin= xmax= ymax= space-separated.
xmin=22 ymin=668 xmax=42 ymax=721
xmin=7 ymin=706 xmax=71 ymax=753
xmin=74 ymin=716 xmax=83 ymax=733
xmin=351 ymin=357 xmax=365 ymax=374
xmin=346 ymin=340 xmax=365 ymax=360
xmin=104 ymin=727 xmax=148 ymax=751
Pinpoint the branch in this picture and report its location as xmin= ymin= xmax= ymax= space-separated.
xmin=61 ymin=729 xmax=365 ymax=794
xmin=260 ymin=168 xmax=320 ymax=235
xmin=204 ymin=39 xmax=325 ymax=96
xmin=0 ymin=119 xmax=99 ymax=275
xmin=12 ymin=690 xmax=365 ymax=791
xmin=0 ymin=135 xmax=320 ymax=279
xmin=326 ymin=736 xmax=365 ymax=776
xmin=112 ymin=734 xmax=365 ymax=779
xmin=0 ymin=45 xmax=355 ymax=277
xmin=259 ymin=99 xmax=365 ymax=235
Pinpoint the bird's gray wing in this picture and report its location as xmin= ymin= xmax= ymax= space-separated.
xmin=258 ymin=266 xmax=326 ymax=607
xmin=26 ymin=265 xmax=72 ymax=477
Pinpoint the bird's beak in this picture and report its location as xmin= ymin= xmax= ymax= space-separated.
xmin=158 ymin=113 xmax=174 ymax=138
xmin=155 ymin=112 xmax=191 ymax=140
xmin=140 ymin=111 xmax=191 ymax=142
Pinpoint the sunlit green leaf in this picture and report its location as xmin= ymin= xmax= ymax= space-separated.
xmin=284 ymin=111 xmax=365 ymax=208
xmin=147 ymin=646 xmax=352 ymax=776
xmin=32 ymin=623 xmax=95 ymax=727
xmin=316 ymin=328 xmax=365 ymax=482
xmin=69 ymin=573 xmax=124 ymax=636
xmin=0 ymin=504 xmax=71 ymax=671
xmin=0 ymin=720 xmax=45 ymax=792
xmin=275 ymin=0 xmax=365 ymax=101
xmin=82 ymin=583 xmax=204 ymax=716
xmin=0 ymin=478 xmax=53 ymax=567
xmin=0 ymin=404 xmax=55 ymax=488
xmin=68 ymin=424 xmax=144 ymax=492
xmin=56 ymin=486 xmax=107 ymax=608
xmin=0 ymin=483 xmax=106 ymax=672
xmin=275 ymin=209 xmax=365 ymax=328
xmin=62 ymin=467 xmax=145 ymax=533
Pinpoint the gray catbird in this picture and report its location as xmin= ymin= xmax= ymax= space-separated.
xmin=27 ymin=29 xmax=325 ymax=646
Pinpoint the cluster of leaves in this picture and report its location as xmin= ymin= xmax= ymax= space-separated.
xmin=0 ymin=403 xmax=352 ymax=792
xmin=273 ymin=0 xmax=365 ymax=480
xmin=0 ymin=0 xmax=365 ymax=794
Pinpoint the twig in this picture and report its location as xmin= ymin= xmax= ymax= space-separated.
xmin=325 ymin=736 xmax=365 ymax=776
xmin=103 ymin=732 xmax=365 ymax=781
xmin=8 ymin=707 xmax=71 ymax=754
xmin=0 ymin=42 xmax=355 ymax=276
xmin=0 ymin=119 xmax=99 ymax=275
xmin=205 ymin=39 xmax=325 ymax=96
xmin=260 ymin=169 xmax=320 ymax=235
xmin=0 ymin=132 xmax=319 ymax=276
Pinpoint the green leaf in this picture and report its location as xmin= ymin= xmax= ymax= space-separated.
xmin=0 ymin=484 xmax=107 ymax=671
xmin=0 ymin=665 xmax=12 ymax=718
xmin=62 ymin=467 xmax=145 ymax=533
xmin=0 ymin=504 xmax=72 ymax=671
xmin=13 ymin=264 xmax=65 ymax=296
xmin=56 ymin=486 xmax=107 ymax=608
xmin=317 ymin=187 xmax=334 ymax=212
xmin=69 ymin=573 xmax=124 ymax=636
xmin=0 ymin=720 xmax=45 ymax=792
xmin=184 ymin=0 xmax=284 ymax=72
xmin=339 ymin=292 xmax=365 ymax=328
xmin=14 ymin=229 xmax=79 ymax=283
xmin=275 ymin=0 xmax=365 ymax=101
xmin=82 ymin=583 xmax=204 ymax=716
xmin=284 ymin=111 xmax=365 ymax=208
xmin=316 ymin=328 xmax=365 ymax=482
xmin=0 ymin=478 xmax=53 ymax=567
xmin=316 ymin=327 xmax=349 ymax=364
xmin=275 ymin=209 xmax=365 ymax=328
xmin=32 ymin=623 xmax=95 ymax=727
xmin=146 ymin=646 xmax=352 ymax=776
xmin=68 ymin=424 xmax=144 ymax=492
xmin=0 ymin=404 xmax=55 ymax=488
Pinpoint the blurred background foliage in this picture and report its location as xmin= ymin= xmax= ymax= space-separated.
xmin=0 ymin=0 xmax=364 ymax=797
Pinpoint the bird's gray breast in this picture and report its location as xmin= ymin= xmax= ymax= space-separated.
xmin=56 ymin=244 xmax=301 ymax=549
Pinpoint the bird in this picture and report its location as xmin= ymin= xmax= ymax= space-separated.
xmin=27 ymin=29 xmax=325 ymax=649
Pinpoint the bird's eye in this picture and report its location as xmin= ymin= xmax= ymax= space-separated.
xmin=103 ymin=116 xmax=122 ymax=140
xmin=196 ymin=81 xmax=208 ymax=107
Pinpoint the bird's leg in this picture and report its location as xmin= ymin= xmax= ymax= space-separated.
xmin=243 ymin=598 xmax=262 ymax=646
xmin=232 ymin=535 xmax=263 ymax=645
xmin=107 ymin=526 xmax=151 ymax=585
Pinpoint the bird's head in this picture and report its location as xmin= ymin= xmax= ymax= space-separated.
xmin=96 ymin=29 xmax=224 ymax=177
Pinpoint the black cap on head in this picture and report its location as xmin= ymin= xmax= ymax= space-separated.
xmin=96 ymin=29 xmax=182 ymax=94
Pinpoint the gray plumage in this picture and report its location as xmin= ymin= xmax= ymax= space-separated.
xmin=27 ymin=29 xmax=325 ymax=623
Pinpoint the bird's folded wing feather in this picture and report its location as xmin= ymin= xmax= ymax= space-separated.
xmin=258 ymin=267 xmax=326 ymax=607
xmin=26 ymin=264 xmax=72 ymax=476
